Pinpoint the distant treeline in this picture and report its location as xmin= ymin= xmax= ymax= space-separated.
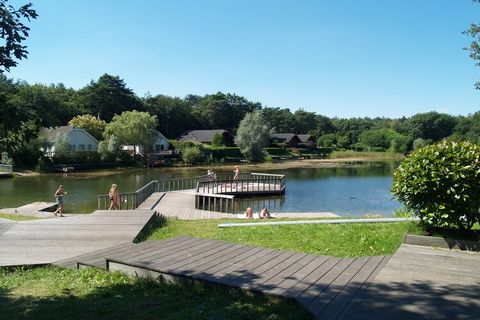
xmin=1 ymin=73 xmax=478 ymax=165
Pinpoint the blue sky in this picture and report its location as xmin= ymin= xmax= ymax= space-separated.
xmin=8 ymin=0 xmax=480 ymax=118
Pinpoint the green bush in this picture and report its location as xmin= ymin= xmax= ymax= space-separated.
xmin=182 ymin=145 xmax=207 ymax=164
xmin=205 ymin=146 xmax=242 ymax=160
xmin=392 ymin=140 xmax=480 ymax=230
xmin=264 ymin=147 xmax=289 ymax=156
xmin=52 ymin=152 xmax=101 ymax=165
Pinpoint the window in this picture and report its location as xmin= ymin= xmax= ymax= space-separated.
xmin=79 ymin=145 xmax=85 ymax=151
xmin=87 ymin=144 xmax=92 ymax=151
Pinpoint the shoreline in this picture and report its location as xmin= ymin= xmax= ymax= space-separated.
xmin=14 ymin=156 xmax=404 ymax=178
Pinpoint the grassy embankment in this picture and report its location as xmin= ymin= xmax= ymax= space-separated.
xmin=330 ymin=150 xmax=405 ymax=161
xmin=0 ymin=218 xmax=421 ymax=319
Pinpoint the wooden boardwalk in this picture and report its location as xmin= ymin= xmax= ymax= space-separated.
xmin=0 ymin=210 xmax=157 ymax=267
xmin=60 ymin=236 xmax=389 ymax=320
xmin=342 ymin=244 xmax=480 ymax=320
xmin=149 ymin=191 xmax=235 ymax=220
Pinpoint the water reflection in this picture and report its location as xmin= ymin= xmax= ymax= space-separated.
xmin=0 ymin=161 xmax=400 ymax=216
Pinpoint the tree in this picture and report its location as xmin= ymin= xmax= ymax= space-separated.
xmin=78 ymin=74 xmax=142 ymax=121
xmin=293 ymin=109 xmax=318 ymax=134
xmin=53 ymin=133 xmax=70 ymax=156
xmin=104 ymin=111 xmax=158 ymax=153
xmin=68 ymin=114 xmax=106 ymax=140
xmin=262 ymin=107 xmax=294 ymax=133
xmin=0 ymin=0 xmax=38 ymax=72
xmin=465 ymin=1 xmax=480 ymax=89
xmin=143 ymin=94 xmax=193 ymax=138
xmin=235 ymin=110 xmax=273 ymax=162
xmin=317 ymin=133 xmax=336 ymax=148
xmin=357 ymin=128 xmax=408 ymax=152
xmin=400 ymin=112 xmax=457 ymax=142
xmin=211 ymin=132 xmax=225 ymax=146
xmin=392 ymin=140 xmax=480 ymax=231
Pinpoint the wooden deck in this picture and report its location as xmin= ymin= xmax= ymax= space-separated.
xmin=0 ymin=210 xmax=157 ymax=267
xmin=60 ymin=236 xmax=389 ymax=320
xmin=149 ymin=191 xmax=235 ymax=220
xmin=342 ymin=243 xmax=480 ymax=320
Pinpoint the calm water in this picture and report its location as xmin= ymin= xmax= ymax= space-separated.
xmin=0 ymin=162 xmax=400 ymax=216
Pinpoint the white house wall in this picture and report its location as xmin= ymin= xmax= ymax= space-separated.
xmin=68 ymin=129 xmax=98 ymax=152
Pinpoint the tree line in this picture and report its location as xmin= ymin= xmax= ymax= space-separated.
xmin=1 ymin=73 xmax=479 ymax=166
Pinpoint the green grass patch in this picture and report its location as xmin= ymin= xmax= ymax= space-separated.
xmin=0 ymin=213 xmax=39 ymax=221
xmin=147 ymin=218 xmax=422 ymax=257
xmin=0 ymin=266 xmax=311 ymax=320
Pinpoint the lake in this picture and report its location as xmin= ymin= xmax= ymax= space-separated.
xmin=0 ymin=161 xmax=401 ymax=217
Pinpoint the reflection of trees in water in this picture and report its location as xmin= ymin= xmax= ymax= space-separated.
xmin=285 ymin=161 xmax=398 ymax=180
xmin=234 ymin=196 xmax=285 ymax=213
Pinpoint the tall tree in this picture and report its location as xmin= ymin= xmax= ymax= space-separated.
xmin=235 ymin=110 xmax=273 ymax=162
xmin=104 ymin=111 xmax=158 ymax=153
xmin=0 ymin=0 xmax=38 ymax=72
xmin=68 ymin=114 xmax=106 ymax=140
xmin=78 ymin=74 xmax=141 ymax=122
xmin=143 ymin=94 xmax=193 ymax=138
xmin=262 ymin=107 xmax=294 ymax=133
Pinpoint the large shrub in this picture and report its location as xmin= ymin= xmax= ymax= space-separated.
xmin=392 ymin=140 xmax=480 ymax=230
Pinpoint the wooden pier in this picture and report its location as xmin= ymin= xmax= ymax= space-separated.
xmin=57 ymin=236 xmax=390 ymax=320
xmin=0 ymin=210 xmax=157 ymax=267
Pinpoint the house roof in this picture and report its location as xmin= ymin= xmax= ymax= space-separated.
xmin=271 ymin=133 xmax=299 ymax=142
xmin=297 ymin=134 xmax=314 ymax=143
xmin=178 ymin=129 xmax=232 ymax=143
xmin=42 ymin=126 xmax=99 ymax=143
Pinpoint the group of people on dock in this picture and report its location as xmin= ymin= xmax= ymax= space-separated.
xmin=244 ymin=207 xmax=271 ymax=219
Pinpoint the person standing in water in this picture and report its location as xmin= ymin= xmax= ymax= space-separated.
xmin=53 ymin=185 xmax=67 ymax=217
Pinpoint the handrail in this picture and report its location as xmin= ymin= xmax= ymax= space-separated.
xmin=0 ymin=164 xmax=13 ymax=173
xmin=196 ymin=172 xmax=285 ymax=195
xmin=97 ymin=180 xmax=158 ymax=210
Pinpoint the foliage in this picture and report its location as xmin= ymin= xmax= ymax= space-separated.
xmin=465 ymin=3 xmax=480 ymax=90
xmin=97 ymin=135 xmax=121 ymax=161
xmin=0 ymin=0 xmax=38 ymax=72
xmin=1 ymin=151 xmax=12 ymax=164
xmin=211 ymin=132 xmax=225 ymax=146
xmin=399 ymin=112 xmax=457 ymax=141
xmin=235 ymin=110 xmax=273 ymax=162
xmin=51 ymin=151 xmax=101 ymax=165
xmin=356 ymin=128 xmax=408 ymax=152
xmin=68 ymin=114 xmax=106 ymax=140
xmin=412 ymin=138 xmax=428 ymax=151
xmin=182 ymin=144 xmax=207 ymax=165
xmin=78 ymin=74 xmax=142 ymax=122
xmin=0 ymin=266 xmax=311 ymax=320
xmin=147 ymin=218 xmax=422 ymax=257
xmin=104 ymin=111 xmax=158 ymax=151
xmin=204 ymin=146 xmax=242 ymax=160
xmin=317 ymin=133 xmax=336 ymax=148
xmin=53 ymin=133 xmax=70 ymax=156
xmin=392 ymin=140 xmax=480 ymax=230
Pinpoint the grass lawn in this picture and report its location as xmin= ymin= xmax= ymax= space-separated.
xmin=0 ymin=213 xmax=39 ymax=221
xmin=146 ymin=218 xmax=422 ymax=257
xmin=0 ymin=266 xmax=312 ymax=320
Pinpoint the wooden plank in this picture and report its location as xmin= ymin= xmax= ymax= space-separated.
xmin=266 ymin=255 xmax=330 ymax=297
xmin=285 ymin=256 xmax=341 ymax=299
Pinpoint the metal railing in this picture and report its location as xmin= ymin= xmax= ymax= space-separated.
xmin=0 ymin=164 xmax=13 ymax=173
xmin=196 ymin=172 xmax=286 ymax=195
xmin=158 ymin=177 xmax=199 ymax=192
xmin=97 ymin=180 xmax=158 ymax=210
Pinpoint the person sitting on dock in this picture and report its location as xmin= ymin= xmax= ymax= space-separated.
xmin=245 ymin=207 xmax=254 ymax=219
xmin=108 ymin=184 xmax=119 ymax=210
xmin=53 ymin=185 xmax=67 ymax=217
xmin=260 ymin=207 xmax=271 ymax=219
